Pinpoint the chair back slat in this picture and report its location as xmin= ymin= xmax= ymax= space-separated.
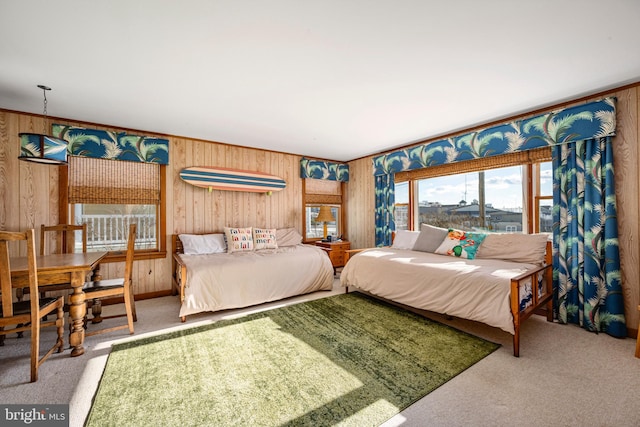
xmin=40 ymin=224 xmax=87 ymax=255
xmin=0 ymin=230 xmax=38 ymax=319
xmin=0 ymin=239 xmax=14 ymax=317
xmin=123 ymin=224 xmax=136 ymax=288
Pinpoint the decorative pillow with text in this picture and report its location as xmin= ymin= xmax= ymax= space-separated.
xmin=253 ymin=228 xmax=278 ymax=250
xmin=224 ymin=227 xmax=254 ymax=253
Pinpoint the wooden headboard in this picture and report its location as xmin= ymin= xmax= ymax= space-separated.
xmin=172 ymin=234 xmax=184 ymax=255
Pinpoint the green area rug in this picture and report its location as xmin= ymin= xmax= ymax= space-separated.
xmin=86 ymin=293 xmax=499 ymax=427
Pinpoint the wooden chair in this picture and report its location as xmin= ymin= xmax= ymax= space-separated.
xmin=83 ymin=224 xmax=137 ymax=336
xmin=40 ymin=223 xmax=87 ymax=256
xmin=0 ymin=229 xmax=65 ymax=382
xmin=17 ymin=224 xmax=88 ymax=302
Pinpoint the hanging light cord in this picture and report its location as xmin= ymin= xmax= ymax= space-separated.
xmin=38 ymin=84 xmax=51 ymax=134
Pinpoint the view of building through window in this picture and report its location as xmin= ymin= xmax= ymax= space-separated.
xmin=395 ymin=162 xmax=552 ymax=233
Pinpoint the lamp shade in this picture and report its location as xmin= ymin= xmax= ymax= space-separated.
xmin=18 ymin=133 xmax=68 ymax=165
xmin=315 ymin=205 xmax=335 ymax=223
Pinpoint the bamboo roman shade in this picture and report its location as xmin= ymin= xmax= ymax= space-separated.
xmin=395 ymin=147 xmax=551 ymax=182
xmin=69 ymin=156 xmax=160 ymax=205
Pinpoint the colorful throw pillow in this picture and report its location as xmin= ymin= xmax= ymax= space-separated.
xmin=253 ymin=228 xmax=278 ymax=250
xmin=434 ymin=228 xmax=487 ymax=259
xmin=224 ymin=227 xmax=254 ymax=253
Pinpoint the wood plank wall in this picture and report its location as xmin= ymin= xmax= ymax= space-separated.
xmin=1 ymin=83 xmax=638 ymax=333
xmin=0 ymin=111 xmax=305 ymax=301
xmin=346 ymin=84 xmax=640 ymax=334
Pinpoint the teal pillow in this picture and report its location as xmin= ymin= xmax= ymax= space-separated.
xmin=434 ymin=228 xmax=487 ymax=260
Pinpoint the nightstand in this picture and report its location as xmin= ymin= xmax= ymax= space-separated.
xmin=315 ymin=240 xmax=351 ymax=272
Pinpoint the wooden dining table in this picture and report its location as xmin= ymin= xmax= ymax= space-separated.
xmin=9 ymin=251 xmax=108 ymax=357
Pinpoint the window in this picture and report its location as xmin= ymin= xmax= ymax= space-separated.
xmin=394 ymin=181 xmax=409 ymax=230
xmin=305 ymin=205 xmax=341 ymax=239
xmin=64 ymin=156 xmax=166 ymax=259
xmin=303 ymin=178 xmax=343 ymax=241
xmin=534 ymin=161 xmax=553 ymax=233
xmin=395 ymin=152 xmax=552 ymax=234
xmin=415 ymin=166 xmax=523 ymax=232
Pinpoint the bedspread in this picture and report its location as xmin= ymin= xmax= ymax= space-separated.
xmin=178 ymin=244 xmax=334 ymax=317
xmin=340 ymin=247 xmax=539 ymax=334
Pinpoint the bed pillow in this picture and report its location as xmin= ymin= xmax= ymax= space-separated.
xmin=412 ymin=224 xmax=449 ymax=253
xmin=476 ymin=233 xmax=549 ymax=264
xmin=179 ymin=233 xmax=226 ymax=255
xmin=276 ymin=228 xmax=303 ymax=246
xmin=253 ymin=228 xmax=278 ymax=250
xmin=224 ymin=227 xmax=254 ymax=253
xmin=434 ymin=228 xmax=487 ymax=259
xmin=391 ymin=230 xmax=420 ymax=250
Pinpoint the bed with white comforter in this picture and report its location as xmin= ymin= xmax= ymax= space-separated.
xmin=339 ymin=227 xmax=554 ymax=356
xmin=172 ymin=232 xmax=334 ymax=320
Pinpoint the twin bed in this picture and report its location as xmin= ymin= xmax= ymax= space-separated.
xmin=172 ymin=228 xmax=334 ymax=321
xmin=340 ymin=227 xmax=554 ymax=357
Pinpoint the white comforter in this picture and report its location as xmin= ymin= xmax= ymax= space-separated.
xmin=340 ymin=248 xmax=538 ymax=334
xmin=178 ymin=244 xmax=334 ymax=317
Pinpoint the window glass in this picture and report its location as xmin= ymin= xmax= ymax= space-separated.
xmin=305 ymin=205 xmax=340 ymax=240
xmin=540 ymin=162 xmax=552 ymax=196
xmin=73 ymin=204 xmax=157 ymax=251
xmin=536 ymin=161 xmax=553 ymax=233
xmin=394 ymin=181 xmax=409 ymax=230
xmin=416 ymin=166 xmax=523 ymax=232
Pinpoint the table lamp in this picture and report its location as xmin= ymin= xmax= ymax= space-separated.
xmin=315 ymin=205 xmax=335 ymax=240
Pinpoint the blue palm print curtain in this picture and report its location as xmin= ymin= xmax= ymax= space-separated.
xmin=375 ymin=174 xmax=395 ymax=246
xmin=552 ymin=137 xmax=626 ymax=337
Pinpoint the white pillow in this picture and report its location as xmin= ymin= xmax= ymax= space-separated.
xmin=179 ymin=234 xmax=226 ymax=255
xmin=253 ymin=228 xmax=278 ymax=250
xmin=275 ymin=228 xmax=303 ymax=246
xmin=224 ymin=227 xmax=254 ymax=253
xmin=391 ymin=230 xmax=420 ymax=250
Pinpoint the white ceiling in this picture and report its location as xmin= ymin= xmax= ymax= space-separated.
xmin=2 ymin=1 xmax=640 ymax=162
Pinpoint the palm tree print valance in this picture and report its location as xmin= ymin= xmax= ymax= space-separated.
xmin=372 ymin=97 xmax=616 ymax=176
xmin=300 ymin=157 xmax=349 ymax=182
xmin=52 ymin=124 xmax=169 ymax=165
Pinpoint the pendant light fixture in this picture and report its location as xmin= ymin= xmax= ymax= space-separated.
xmin=18 ymin=85 xmax=68 ymax=165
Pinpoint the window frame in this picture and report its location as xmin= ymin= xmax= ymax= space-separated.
xmin=302 ymin=179 xmax=345 ymax=243
xmin=532 ymin=161 xmax=553 ymax=234
xmin=59 ymin=162 xmax=167 ymax=262
xmin=394 ymin=148 xmax=551 ymax=234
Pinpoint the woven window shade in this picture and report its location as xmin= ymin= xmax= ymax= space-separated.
xmin=395 ymin=147 xmax=551 ymax=182
xmin=69 ymin=156 xmax=160 ymax=205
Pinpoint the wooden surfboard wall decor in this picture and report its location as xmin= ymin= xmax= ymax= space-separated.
xmin=179 ymin=166 xmax=287 ymax=194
